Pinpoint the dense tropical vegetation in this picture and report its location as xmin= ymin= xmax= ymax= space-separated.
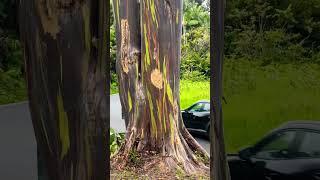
xmin=1 ymin=0 xmax=320 ymax=152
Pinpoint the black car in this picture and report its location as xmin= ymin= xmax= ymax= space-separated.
xmin=182 ymin=100 xmax=210 ymax=137
xmin=228 ymin=121 xmax=320 ymax=180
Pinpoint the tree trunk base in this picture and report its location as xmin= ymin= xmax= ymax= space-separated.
xmin=111 ymin=152 xmax=209 ymax=179
xmin=111 ymin=126 xmax=209 ymax=177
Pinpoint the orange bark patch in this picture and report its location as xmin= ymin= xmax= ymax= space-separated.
xmin=151 ymin=69 xmax=163 ymax=89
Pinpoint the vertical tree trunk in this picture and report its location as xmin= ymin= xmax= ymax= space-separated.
xmin=211 ymin=0 xmax=231 ymax=179
xmin=19 ymin=1 xmax=108 ymax=180
xmin=112 ymin=0 xmax=209 ymax=174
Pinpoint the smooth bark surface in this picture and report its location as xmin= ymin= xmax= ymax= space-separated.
xmin=211 ymin=0 xmax=231 ymax=179
xmin=19 ymin=1 xmax=108 ymax=179
xmin=112 ymin=0 xmax=209 ymax=174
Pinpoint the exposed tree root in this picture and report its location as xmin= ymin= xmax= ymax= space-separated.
xmin=111 ymin=124 xmax=209 ymax=176
xmin=111 ymin=152 xmax=209 ymax=179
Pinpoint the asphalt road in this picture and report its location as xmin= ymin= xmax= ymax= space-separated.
xmin=0 ymin=94 xmax=209 ymax=179
xmin=0 ymin=101 xmax=37 ymax=180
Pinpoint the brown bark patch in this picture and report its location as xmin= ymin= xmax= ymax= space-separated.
xmin=151 ymin=69 xmax=163 ymax=89
xmin=36 ymin=0 xmax=60 ymax=39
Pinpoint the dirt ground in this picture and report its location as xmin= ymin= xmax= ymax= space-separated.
xmin=110 ymin=153 xmax=210 ymax=180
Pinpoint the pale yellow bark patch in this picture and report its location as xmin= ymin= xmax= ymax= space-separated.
xmin=151 ymin=69 xmax=163 ymax=89
xmin=121 ymin=19 xmax=130 ymax=73
xmin=36 ymin=1 xmax=60 ymax=39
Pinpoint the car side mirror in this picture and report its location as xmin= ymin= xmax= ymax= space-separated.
xmin=239 ymin=147 xmax=254 ymax=161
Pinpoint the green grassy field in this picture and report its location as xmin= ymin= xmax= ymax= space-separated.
xmin=180 ymin=80 xmax=210 ymax=109
xmin=223 ymin=60 xmax=320 ymax=152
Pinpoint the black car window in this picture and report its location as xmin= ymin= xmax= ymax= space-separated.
xmin=189 ymin=103 xmax=205 ymax=112
xmin=298 ymin=131 xmax=320 ymax=158
xmin=253 ymin=131 xmax=297 ymax=160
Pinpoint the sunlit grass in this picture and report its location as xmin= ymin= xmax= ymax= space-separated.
xmin=180 ymin=80 xmax=209 ymax=109
xmin=223 ymin=60 xmax=320 ymax=152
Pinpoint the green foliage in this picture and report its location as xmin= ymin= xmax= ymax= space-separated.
xmin=128 ymin=149 xmax=141 ymax=165
xmin=0 ymin=0 xmax=26 ymax=105
xmin=183 ymin=0 xmax=209 ymax=30
xmin=110 ymin=128 xmax=125 ymax=156
xmin=0 ymin=69 xmax=27 ymax=104
xmin=225 ymin=0 xmax=320 ymax=62
xmin=194 ymin=151 xmax=209 ymax=166
xmin=110 ymin=21 xmax=117 ymax=78
xmin=181 ymin=26 xmax=210 ymax=78
xmin=180 ymin=0 xmax=210 ymax=80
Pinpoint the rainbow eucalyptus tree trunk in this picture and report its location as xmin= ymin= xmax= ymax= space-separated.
xmin=19 ymin=1 xmax=108 ymax=180
xmin=112 ymin=0 xmax=209 ymax=174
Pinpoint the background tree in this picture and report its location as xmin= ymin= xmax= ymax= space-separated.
xmin=211 ymin=0 xmax=231 ymax=179
xmin=111 ymin=0 xmax=209 ymax=174
xmin=19 ymin=0 xmax=108 ymax=179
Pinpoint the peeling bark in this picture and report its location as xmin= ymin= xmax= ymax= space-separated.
xmin=112 ymin=0 xmax=209 ymax=175
xmin=19 ymin=0 xmax=108 ymax=179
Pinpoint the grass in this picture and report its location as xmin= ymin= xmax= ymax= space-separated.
xmin=223 ymin=60 xmax=320 ymax=152
xmin=180 ymin=79 xmax=210 ymax=109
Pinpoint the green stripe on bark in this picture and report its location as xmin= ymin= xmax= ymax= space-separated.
xmin=115 ymin=0 xmax=120 ymax=28
xmin=143 ymin=24 xmax=150 ymax=67
xmin=147 ymin=88 xmax=157 ymax=139
xmin=169 ymin=113 xmax=175 ymax=145
xmin=57 ymin=89 xmax=70 ymax=159
xmin=150 ymin=0 xmax=158 ymax=27
xmin=166 ymin=81 xmax=174 ymax=106
xmin=128 ymin=91 xmax=132 ymax=112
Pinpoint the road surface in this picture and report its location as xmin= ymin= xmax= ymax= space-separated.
xmin=0 ymin=101 xmax=37 ymax=180
xmin=0 ymin=94 xmax=209 ymax=179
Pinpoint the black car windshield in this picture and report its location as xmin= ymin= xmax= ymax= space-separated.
xmin=253 ymin=130 xmax=297 ymax=160
xmin=188 ymin=102 xmax=209 ymax=112
xmin=253 ymin=129 xmax=320 ymax=160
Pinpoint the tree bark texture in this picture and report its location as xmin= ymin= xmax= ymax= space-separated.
xmin=211 ymin=0 xmax=231 ymax=179
xmin=19 ymin=1 xmax=108 ymax=180
xmin=112 ymin=0 xmax=209 ymax=174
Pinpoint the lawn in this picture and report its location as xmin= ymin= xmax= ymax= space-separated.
xmin=223 ymin=60 xmax=320 ymax=152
